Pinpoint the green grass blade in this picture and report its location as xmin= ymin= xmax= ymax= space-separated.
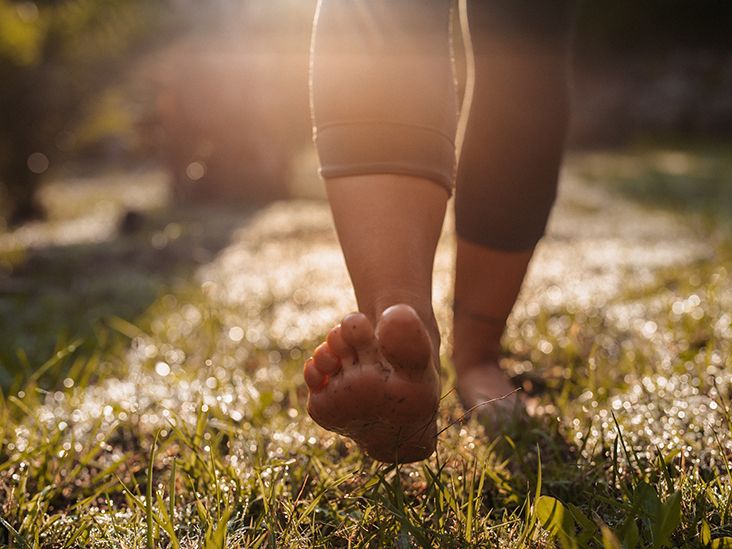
xmin=169 ymin=458 xmax=177 ymax=527
xmin=147 ymin=430 xmax=160 ymax=549
xmin=465 ymin=461 xmax=475 ymax=543
xmin=27 ymin=339 xmax=83 ymax=385
xmin=652 ymin=491 xmax=681 ymax=549
xmin=204 ymin=508 xmax=232 ymax=549
xmin=0 ymin=515 xmax=32 ymax=549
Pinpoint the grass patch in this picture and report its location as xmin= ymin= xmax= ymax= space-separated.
xmin=2 ymin=148 xmax=732 ymax=546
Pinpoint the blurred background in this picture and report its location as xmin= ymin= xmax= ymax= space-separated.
xmin=0 ymin=0 xmax=731 ymax=384
xmin=2 ymin=0 xmax=731 ymax=224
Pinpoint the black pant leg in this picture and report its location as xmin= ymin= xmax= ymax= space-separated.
xmin=455 ymin=0 xmax=577 ymax=250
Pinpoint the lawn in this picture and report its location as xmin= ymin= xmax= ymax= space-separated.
xmin=1 ymin=146 xmax=731 ymax=548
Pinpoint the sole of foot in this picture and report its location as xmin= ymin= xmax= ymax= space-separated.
xmin=304 ymin=304 xmax=441 ymax=463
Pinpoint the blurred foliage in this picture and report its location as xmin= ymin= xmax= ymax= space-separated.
xmin=0 ymin=0 xmax=176 ymax=224
xmin=575 ymin=0 xmax=732 ymax=57
xmin=0 ymin=2 xmax=44 ymax=65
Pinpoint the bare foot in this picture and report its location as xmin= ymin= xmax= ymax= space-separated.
xmin=455 ymin=363 xmax=526 ymax=431
xmin=304 ymin=304 xmax=441 ymax=463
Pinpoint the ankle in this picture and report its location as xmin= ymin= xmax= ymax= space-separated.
xmin=453 ymin=355 xmax=502 ymax=377
xmin=451 ymin=313 xmax=503 ymax=374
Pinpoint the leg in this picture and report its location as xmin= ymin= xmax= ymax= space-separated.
xmin=453 ymin=242 xmax=533 ymax=416
xmin=453 ymin=0 xmax=577 ymax=418
xmin=307 ymin=176 xmax=446 ymax=463
xmin=305 ymin=0 xmax=456 ymax=463
xmin=325 ymin=175 xmax=447 ymax=333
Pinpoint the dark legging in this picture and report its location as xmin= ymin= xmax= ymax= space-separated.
xmin=310 ymin=0 xmax=577 ymax=251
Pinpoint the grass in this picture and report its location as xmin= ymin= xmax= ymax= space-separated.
xmin=1 ymin=146 xmax=732 ymax=547
xmin=0 ymin=169 xmax=250 ymax=385
xmin=572 ymin=141 xmax=732 ymax=231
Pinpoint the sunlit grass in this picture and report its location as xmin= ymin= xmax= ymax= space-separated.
xmin=1 ymin=146 xmax=732 ymax=547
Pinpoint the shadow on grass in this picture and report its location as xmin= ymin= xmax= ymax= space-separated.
xmin=0 ymin=202 xmax=258 ymax=390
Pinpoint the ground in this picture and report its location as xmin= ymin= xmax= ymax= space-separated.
xmin=0 ymin=146 xmax=731 ymax=547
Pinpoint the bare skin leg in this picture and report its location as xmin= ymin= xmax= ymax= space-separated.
xmin=452 ymin=238 xmax=534 ymax=424
xmin=304 ymin=174 xmax=447 ymax=463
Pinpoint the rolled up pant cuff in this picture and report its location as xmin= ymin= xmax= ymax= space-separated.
xmin=314 ymin=121 xmax=456 ymax=194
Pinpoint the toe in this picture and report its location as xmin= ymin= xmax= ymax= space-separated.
xmin=303 ymin=358 xmax=326 ymax=392
xmin=340 ymin=312 xmax=375 ymax=350
xmin=326 ymin=324 xmax=355 ymax=364
xmin=313 ymin=342 xmax=342 ymax=375
xmin=375 ymin=304 xmax=432 ymax=374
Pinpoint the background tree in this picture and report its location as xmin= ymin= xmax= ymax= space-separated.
xmin=0 ymin=0 xmax=173 ymax=225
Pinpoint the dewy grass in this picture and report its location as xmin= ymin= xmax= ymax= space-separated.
xmin=1 ymin=147 xmax=732 ymax=547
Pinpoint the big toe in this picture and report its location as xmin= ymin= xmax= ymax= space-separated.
xmin=375 ymin=304 xmax=432 ymax=374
